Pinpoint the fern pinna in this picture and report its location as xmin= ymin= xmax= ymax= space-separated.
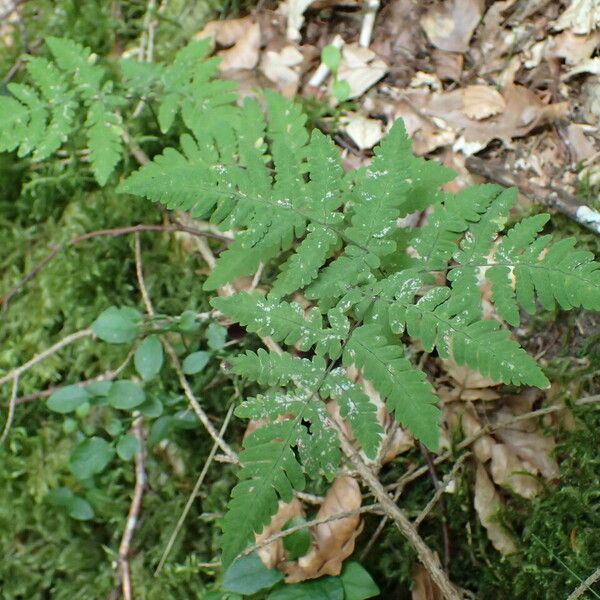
xmin=120 ymin=91 xmax=600 ymax=567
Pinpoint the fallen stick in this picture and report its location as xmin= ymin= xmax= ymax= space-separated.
xmin=465 ymin=156 xmax=600 ymax=235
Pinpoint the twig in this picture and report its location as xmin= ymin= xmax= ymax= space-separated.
xmin=386 ymin=394 xmax=600 ymax=493
xmin=567 ymin=566 xmax=600 ymax=600
xmin=337 ymin=428 xmax=461 ymax=600
xmin=358 ymin=0 xmax=380 ymax=48
xmin=414 ymin=452 xmax=470 ymax=528
xmin=358 ymin=463 xmax=417 ymax=562
xmin=12 ymin=348 xmax=135 ymax=406
xmin=465 ymin=156 xmax=600 ymax=235
xmin=1 ymin=224 xmax=230 ymax=310
xmin=420 ymin=442 xmax=451 ymax=572
xmin=155 ymin=402 xmax=236 ymax=576
xmin=0 ymin=329 xmax=93 ymax=388
xmin=0 ymin=375 xmax=19 ymax=445
xmin=133 ymin=234 xmax=239 ymax=463
xmin=116 ymin=417 xmax=146 ymax=600
xmin=240 ymin=504 xmax=383 ymax=558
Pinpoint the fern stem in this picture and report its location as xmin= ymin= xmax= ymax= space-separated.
xmin=339 ymin=430 xmax=462 ymax=600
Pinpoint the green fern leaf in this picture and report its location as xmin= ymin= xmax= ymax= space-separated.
xmin=344 ymin=324 xmax=440 ymax=449
xmin=222 ymin=422 xmax=305 ymax=568
xmin=392 ymin=287 xmax=549 ymax=388
xmin=86 ymin=98 xmax=123 ymax=186
xmin=212 ymin=293 xmax=348 ymax=357
xmin=231 ymin=350 xmax=383 ymax=457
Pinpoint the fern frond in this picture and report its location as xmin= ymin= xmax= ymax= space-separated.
xmin=411 ymin=185 xmax=512 ymax=271
xmin=484 ymin=217 xmax=600 ymax=325
xmin=86 ymin=97 xmax=123 ymax=186
xmin=232 ymin=350 xmax=383 ymax=458
xmin=391 ymin=287 xmax=549 ymax=388
xmin=222 ymin=422 xmax=305 ymax=568
xmin=344 ymin=324 xmax=440 ymax=449
xmin=212 ymin=293 xmax=348 ymax=357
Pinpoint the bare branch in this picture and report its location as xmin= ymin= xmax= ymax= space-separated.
xmin=155 ymin=401 xmax=236 ymax=576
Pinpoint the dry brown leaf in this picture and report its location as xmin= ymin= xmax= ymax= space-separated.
xmin=337 ymin=45 xmax=388 ymax=100
xmin=432 ymin=50 xmax=463 ymax=81
xmin=281 ymin=0 xmax=317 ymax=41
xmin=440 ymin=359 xmax=501 ymax=402
xmin=462 ymin=85 xmax=507 ymax=120
xmin=566 ymin=123 xmax=597 ymax=161
xmin=412 ymin=564 xmax=444 ymax=600
xmin=474 ymin=463 xmax=517 ymax=554
xmin=261 ymin=45 xmax=304 ymax=97
xmin=416 ymin=84 xmax=569 ymax=153
xmin=256 ymin=499 xmax=305 ymax=568
xmin=218 ymin=22 xmax=261 ymax=71
xmin=393 ymin=97 xmax=456 ymax=155
xmin=565 ymin=56 xmax=600 ymax=77
xmin=283 ymin=476 xmax=363 ymax=582
xmin=548 ymin=30 xmax=600 ymax=65
xmin=343 ymin=115 xmax=385 ymax=150
xmin=196 ymin=16 xmax=253 ymax=46
xmin=489 ymin=443 xmax=541 ymax=498
xmin=420 ymin=0 xmax=484 ymax=53
xmin=495 ymin=428 xmax=559 ymax=480
xmin=554 ymin=0 xmax=600 ymax=35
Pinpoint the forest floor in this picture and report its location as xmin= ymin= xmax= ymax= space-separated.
xmin=0 ymin=0 xmax=599 ymax=599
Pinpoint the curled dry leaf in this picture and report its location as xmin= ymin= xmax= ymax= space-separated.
xmin=567 ymin=123 xmax=597 ymax=161
xmin=283 ymin=476 xmax=364 ymax=582
xmin=413 ymin=83 xmax=569 ymax=154
xmin=565 ymin=56 xmax=600 ymax=77
xmin=547 ymin=30 xmax=600 ymax=65
xmin=218 ymin=22 xmax=261 ymax=72
xmin=420 ymin=0 xmax=484 ymax=53
xmin=343 ymin=115 xmax=385 ymax=150
xmin=282 ymin=0 xmax=317 ymax=41
xmin=256 ymin=499 xmax=306 ymax=568
xmin=412 ymin=564 xmax=444 ymax=600
xmin=261 ymin=45 xmax=304 ymax=97
xmin=554 ymin=0 xmax=600 ymax=35
xmin=489 ymin=443 xmax=541 ymax=498
xmin=474 ymin=463 xmax=517 ymax=555
xmin=196 ymin=16 xmax=253 ymax=46
xmin=462 ymin=85 xmax=507 ymax=120
xmin=432 ymin=49 xmax=463 ymax=82
xmin=440 ymin=359 xmax=500 ymax=402
xmin=337 ymin=45 xmax=388 ymax=100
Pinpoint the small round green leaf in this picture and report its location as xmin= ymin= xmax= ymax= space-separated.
xmin=69 ymin=437 xmax=114 ymax=480
xmin=105 ymin=418 xmax=123 ymax=437
xmin=92 ymin=306 xmax=139 ymax=344
xmin=340 ymin=562 xmax=380 ymax=600
xmin=139 ymin=397 xmax=163 ymax=418
xmin=207 ymin=322 xmax=227 ymax=350
xmin=223 ymin=553 xmax=283 ymax=595
xmin=108 ymin=380 xmax=146 ymax=410
xmin=116 ymin=433 xmax=140 ymax=461
xmin=322 ymin=44 xmax=341 ymax=72
xmin=268 ymin=576 xmax=344 ymax=600
xmin=86 ymin=380 xmax=112 ymax=397
xmin=148 ymin=415 xmax=174 ymax=446
xmin=62 ymin=418 xmax=78 ymax=434
xmin=48 ymin=385 xmax=90 ymax=414
xmin=282 ymin=516 xmax=311 ymax=560
xmin=134 ymin=335 xmax=163 ymax=380
xmin=66 ymin=496 xmax=95 ymax=521
xmin=332 ymin=79 xmax=351 ymax=102
xmin=182 ymin=351 xmax=210 ymax=374
xmin=178 ymin=310 xmax=200 ymax=333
